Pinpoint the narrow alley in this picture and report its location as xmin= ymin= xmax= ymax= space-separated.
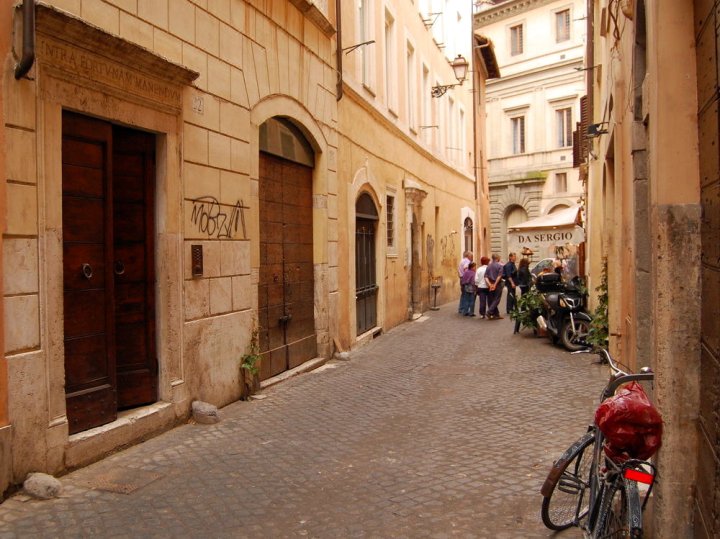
xmin=0 ymin=305 xmax=609 ymax=538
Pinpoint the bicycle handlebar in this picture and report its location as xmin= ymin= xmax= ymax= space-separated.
xmin=572 ymin=348 xmax=654 ymax=400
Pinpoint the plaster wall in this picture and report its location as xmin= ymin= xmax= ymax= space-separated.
xmin=337 ymin=88 xmax=476 ymax=346
xmin=337 ymin=0 xmax=481 ymax=344
xmin=588 ymin=0 xmax=702 ymax=535
xmin=2 ymin=0 xmax=338 ymax=488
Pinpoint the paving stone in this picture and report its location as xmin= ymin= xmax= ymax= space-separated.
xmin=0 ymin=304 xmax=609 ymax=537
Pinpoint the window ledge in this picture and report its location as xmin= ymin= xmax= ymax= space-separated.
xmin=288 ymin=0 xmax=336 ymax=37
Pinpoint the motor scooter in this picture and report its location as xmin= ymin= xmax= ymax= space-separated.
xmin=535 ymin=273 xmax=592 ymax=351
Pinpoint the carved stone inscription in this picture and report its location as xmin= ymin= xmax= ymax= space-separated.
xmin=38 ymin=36 xmax=182 ymax=109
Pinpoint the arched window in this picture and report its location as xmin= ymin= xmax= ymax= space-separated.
xmin=464 ymin=217 xmax=473 ymax=253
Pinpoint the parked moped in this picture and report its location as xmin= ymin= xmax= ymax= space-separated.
xmin=535 ymin=273 xmax=592 ymax=351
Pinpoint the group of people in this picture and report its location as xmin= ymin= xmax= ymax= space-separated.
xmin=457 ymin=251 xmax=532 ymax=324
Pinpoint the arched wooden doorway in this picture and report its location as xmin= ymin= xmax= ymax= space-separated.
xmin=258 ymin=117 xmax=317 ymax=380
xmin=356 ymin=193 xmax=378 ymax=335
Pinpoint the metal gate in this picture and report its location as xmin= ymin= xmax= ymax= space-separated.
xmin=356 ymin=194 xmax=378 ymax=334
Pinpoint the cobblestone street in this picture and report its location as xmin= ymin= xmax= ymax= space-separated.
xmin=0 ymin=303 xmax=609 ymax=538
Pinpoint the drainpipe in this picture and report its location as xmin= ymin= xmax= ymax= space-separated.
xmin=14 ymin=0 xmax=35 ymax=80
xmin=335 ymin=0 xmax=343 ymax=101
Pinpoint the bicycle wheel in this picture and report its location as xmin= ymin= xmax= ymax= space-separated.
xmin=541 ymin=432 xmax=595 ymax=531
xmin=592 ymin=479 xmax=642 ymax=538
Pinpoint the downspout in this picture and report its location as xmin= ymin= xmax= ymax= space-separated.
xmin=335 ymin=0 xmax=343 ymax=101
xmin=14 ymin=0 xmax=35 ymax=80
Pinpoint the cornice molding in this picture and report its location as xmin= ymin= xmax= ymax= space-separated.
xmin=474 ymin=0 xmax=560 ymax=27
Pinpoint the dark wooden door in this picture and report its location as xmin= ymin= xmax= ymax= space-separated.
xmin=258 ymin=152 xmax=316 ymax=381
xmin=112 ymin=127 xmax=157 ymax=409
xmin=62 ymin=112 xmax=157 ymax=434
xmin=62 ymin=113 xmax=116 ymax=434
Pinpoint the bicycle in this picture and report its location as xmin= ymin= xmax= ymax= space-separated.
xmin=540 ymin=348 xmax=659 ymax=538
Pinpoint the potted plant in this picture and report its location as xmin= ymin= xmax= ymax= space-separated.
xmin=510 ymin=286 xmax=546 ymax=334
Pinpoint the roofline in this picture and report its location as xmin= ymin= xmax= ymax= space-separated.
xmin=474 ymin=34 xmax=501 ymax=79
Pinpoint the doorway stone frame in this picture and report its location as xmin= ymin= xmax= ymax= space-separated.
xmin=250 ymin=96 xmax=333 ymax=359
xmin=24 ymin=5 xmax=197 ymax=475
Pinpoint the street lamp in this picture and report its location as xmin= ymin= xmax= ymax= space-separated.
xmin=431 ymin=54 xmax=469 ymax=98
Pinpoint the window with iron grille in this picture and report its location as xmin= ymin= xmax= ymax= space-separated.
xmin=556 ymin=107 xmax=573 ymax=147
xmin=556 ymin=9 xmax=570 ymax=42
xmin=386 ymin=195 xmax=395 ymax=247
xmin=510 ymin=24 xmax=524 ymax=55
xmin=511 ymin=116 xmax=525 ymax=154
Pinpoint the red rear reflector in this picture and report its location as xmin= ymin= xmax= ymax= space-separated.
xmin=624 ymin=468 xmax=653 ymax=484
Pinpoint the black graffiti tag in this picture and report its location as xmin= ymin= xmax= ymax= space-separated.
xmin=191 ymin=196 xmax=248 ymax=239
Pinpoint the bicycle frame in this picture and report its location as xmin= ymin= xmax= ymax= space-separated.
xmin=540 ymin=348 xmax=658 ymax=537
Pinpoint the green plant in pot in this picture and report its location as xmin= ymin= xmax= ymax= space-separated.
xmin=510 ymin=286 xmax=545 ymax=331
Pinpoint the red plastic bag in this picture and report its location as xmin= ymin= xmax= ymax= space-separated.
xmin=595 ymin=381 xmax=663 ymax=462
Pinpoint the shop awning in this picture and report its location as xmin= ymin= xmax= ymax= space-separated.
xmin=507 ymin=205 xmax=585 ymax=247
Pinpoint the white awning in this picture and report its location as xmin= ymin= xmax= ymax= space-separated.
xmin=507 ymin=204 xmax=581 ymax=231
xmin=507 ymin=204 xmax=585 ymax=251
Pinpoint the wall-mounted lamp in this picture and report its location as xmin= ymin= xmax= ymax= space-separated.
xmin=587 ymin=122 xmax=609 ymax=137
xmin=431 ymin=55 xmax=469 ymax=98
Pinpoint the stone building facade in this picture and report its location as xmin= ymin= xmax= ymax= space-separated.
xmin=0 ymin=0 xmax=495 ymax=496
xmin=584 ymin=0 xmax=719 ymax=536
xmin=474 ymin=0 xmax=586 ymax=258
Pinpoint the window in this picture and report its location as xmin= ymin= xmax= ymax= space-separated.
xmin=459 ymin=107 xmax=466 ymax=166
xmin=422 ymin=64 xmax=431 ymax=142
xmin=406 ymin=42 xmax=416 ymax=131
xmin=464 ymin=217 xmax=473 ymax=254
xmin=359 ymin=0 xmax=375 ymax=88
xmin=556 ymin=9 xmax=570 ymax=42
xmin=555 ymin=172 xmax=568 ymax=193
xmin=510 ymin=24 xmax=524 ymax=55
xmin=556 ymin=107 xmax=572 ymax=147
xmin=386 ymin=195 xmax=395 ymax=247
xmin=384 ymin=10 xmax=397 ymax=112
xmin=448 ymin=97 xmax=455 ymax=160
xmin=511 ymin=116 xmax=525 ymax=154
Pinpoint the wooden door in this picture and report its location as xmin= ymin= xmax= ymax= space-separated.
xmin=112 ymin=126 xmax=157 ymax=409
xmin=258 ymin=153 xmax=316 ymax=381
xmin=62 ymin=113 xmax=116 ymax=434
xmin=62 ymin=112 xmax=157 ymax=434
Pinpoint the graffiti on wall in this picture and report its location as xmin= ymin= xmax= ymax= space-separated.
xmin=426 ymin=234 xmax=435 ymax=274
xmin=191 ymin=196 xmax=249 ymax=239
xmin=440 ymin=233 xmax=457 ymax=269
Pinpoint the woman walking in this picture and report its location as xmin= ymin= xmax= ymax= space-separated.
xmin=460 ymin=262 xmax=477 ymax=316
xmin=475 ymin=256 xmax=490 ymax=318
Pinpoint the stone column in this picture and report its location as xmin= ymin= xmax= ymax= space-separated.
xmin=404 ymin=185 xmax=427 ymax=317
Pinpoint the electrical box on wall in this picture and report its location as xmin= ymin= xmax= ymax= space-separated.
xmin=191 ymin=245 xmax=203 ymax=277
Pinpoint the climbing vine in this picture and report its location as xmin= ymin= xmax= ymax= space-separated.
xmin=587 ymin=259 xmax=609 ymax=348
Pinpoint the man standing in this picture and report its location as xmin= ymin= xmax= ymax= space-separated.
xmin=484 ymin=254 xmax=504 ymax=319
xmin=457 ymin=251 xmax=473 ymax=314
xmin=503 ymin=252 xmax=518 ymax=314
